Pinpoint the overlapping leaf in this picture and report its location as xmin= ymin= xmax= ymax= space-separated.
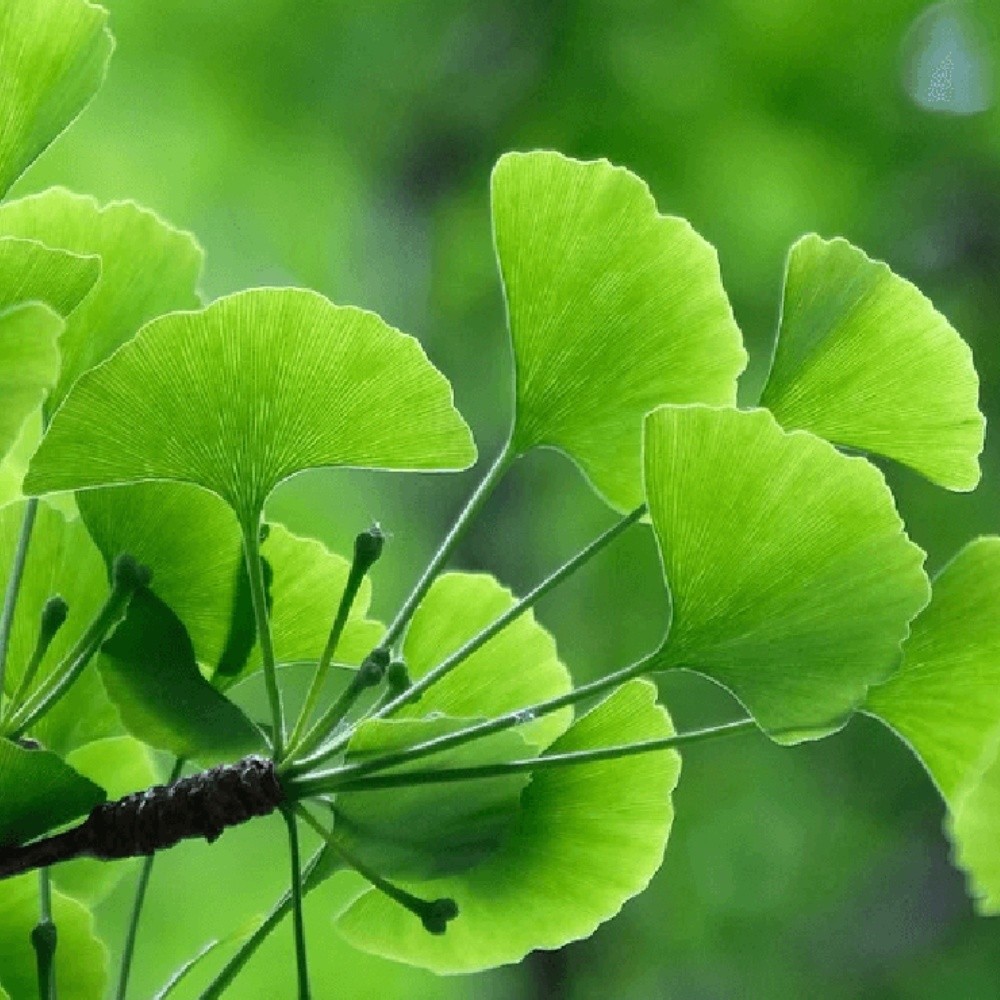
xmin=493 ymin=150 xmax=746 ymax=511
xmin=336 ymin=716 xmax=531 ymax=881
xmin=0 ymin=237 xmax=99 ymax=315
xmin=0 ymin=0 xmax=112 ymax=198
xmin=26 ymin=288 xmax=476 ymax=522
xmin=0 ymin=500 xmax=115 ymax=753
xmin=98 ymin=589 xmax=264 ymax=763
xmin=396 ymin=572 xmax=572 ymax=750
xmin=0 ymin=873 xmax=107 ymax=1000
xmin=0 ymin=738 xmax=103 ymax=846
xmin=0 ymin=303 xmax=62 ymax=461
xmin=0 ymin=187 xmax=203 ymax=411
xmin=646 ymin=405 xmax=929 ymax=743
xmin=337 ymin=679 xmax=678 ymax=972
xmin=760 ymin=235 xmax=983 ymax=490
xmin=866 ymin=537 xmax=1000 ymax=912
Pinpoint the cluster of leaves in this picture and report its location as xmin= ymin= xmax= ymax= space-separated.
xmin=0 ymin=1 xmax=998 ymax=998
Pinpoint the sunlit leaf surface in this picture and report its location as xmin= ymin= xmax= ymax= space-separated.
xmin=396 ymin=571 xmax=572 ymax=749
xmin=760 ymin=235 xmax=983 ymax=490
xmin=0 ymin=0 xmax=112 ymax=197
xmin=0 ymin=187 xmax=203 ymax=411
xmin=646 ymin=405 xmax=929 ymax=743
xmin=0 ymin=873 xmax=107 ymax=1000
xmin=867 ymin=537 xmax=1000 ymax=912
xmin=26 ymin=288 xmax=476 ymax=522
xmin=493 ymin=150 xmax=746 ymax=510
xmin=337 ymin=679 xmax=678 ymax=972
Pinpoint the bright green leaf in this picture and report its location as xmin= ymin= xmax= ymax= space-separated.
xmin=493 ymin=150 xmax=746 ymax=511
xmin=337 ymin=679 xmax=678 ymax=973
xmin=0 ymin=873 xmax=107 ymax=1000
xmin=0 ymin=0 xmax=112 ymax=198
xmin=0 ymin=187 xmax=203 ymax=411
xmin=26 ymin=288 xmax=476 ymax=522
xmin=98 ymin=588 xmax=264 ymax=763
xmin=397 ymin=571 xmax=572 ymax=750
xmin=646 ymin=405 xmax=929 ymax=743
xmin=0 ymin=500 xmax=116 ymax=752
xmin=760 ymin=235 xmax=983 ymax=491
xmin=0 ymin=737 xmax=103 ymax=846
xmin=336 ymin=716 xmax=531 ymax=880
xmin=0 ymin=303 xmax=61 ymax=462
xmin=248 ymin=523 xmax=383 ymax=682
xmin=866 ymin=537 xmax=1000 ymax=912
xmin=0 ymin=237 xmax=99 ymax=315
xmin=54 ymin=736 xmax=156 ymax=904
xmin=77 ymin=482 xmax=245 ymax=671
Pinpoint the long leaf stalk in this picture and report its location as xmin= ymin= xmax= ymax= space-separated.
xmin=241 ymin=521 xmax=285 ymax=758
xmin=5 ymin=556 xmax=148 ymax=739
xmin=378 ymin=441 xmax=514 ymax=654
xmin=286 ymin=525 xmax=384 ymax=757
xmin=116 ymin=757 xmax=186 ymax=1000
xmin=280 ymin=807 xmax=311 ymax=1000
xmin=288 ymin=503 xmax=648 ymax=772
xmin=33 ymin=867 xmax=57 ymax=1000
xmin=288 ymin=719 xmax=756 ymax=799
xmin=0 ymin=497 xmax=38 ymax=716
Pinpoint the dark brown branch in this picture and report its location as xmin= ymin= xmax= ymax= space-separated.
xmin=0 ymin=755 xmax=283 ymax=881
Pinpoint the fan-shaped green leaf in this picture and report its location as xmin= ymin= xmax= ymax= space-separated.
xmin=0 ymin=188 xmax=203 ymax=411
xmin=337 ymin=679 xmax=677 ymax=972
xmin=0 ymin=500 xmax=115 ymax=753
xmin=760 ymin=235 xmax=983 ymax=491
xmin=26 ymin=288 xmax=476 ymax=523
xmin=248 ymin=523 xmax=382 ymax=682
xmin=53 ymin=735 xmax=156 ymax=904
xmin=0 ymin=0 xmax=112 ymax=198
xmin=336 ymin=716 xmax=531 ymax=881
xmin=0 ymin=873 xmax=107 ymax=1000
xmin=397 ymin=571 xmax=571 ymax=749
xmin=492 ymin=150 xmax=746 ymax=511
xmin=866 ymin=537 xmax=1000 ymax=911
xmin=0 ymin=303 xmax=61 ymax=462
xmin=99 ymin=588 xmax=263 ymax=762
xmin=77 ymin=482 xmax=245 ymax=672
xmin=646 ymin=405 xmax=929 ymax=743
xmin=0 ymin=237 xmax=99 ymax=315
xmin=0 ymin=737 xmax=103 ymax=846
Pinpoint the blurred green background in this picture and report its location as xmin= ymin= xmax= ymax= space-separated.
xmin=16 ymin=0 xmax=1000 ymax=996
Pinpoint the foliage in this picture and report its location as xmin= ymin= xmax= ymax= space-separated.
xmin=0 ymin=2 xmax=997 ymax=999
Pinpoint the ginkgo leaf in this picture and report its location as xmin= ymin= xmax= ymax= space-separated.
xmin=866 ymin=537 xmax=1000 ymax=912
xmin=492 ymin=150 xmax=746 ymax=511
xmin=0 ymin=500 xmax=116 ymax=753
xmin=0 ymin=237 xmax=99 ymax=315
xmin=0 ymin=738 xmax=104 ymax=846
xmin=646 ymin=405 xmax=929 ymax=743
xmin=98 ymin=589 xmax=264 ymax=763
xmin=336 ymin=716 xmax=531 ymax=881
xmin=0 ymin=303 xmax=62 ymax=462
xmin=0 ymin=873 xmax=107 ymax=1000
xmin=0 ymin=0 xmax=112 ymax=198
xmin=247 ymin=524 xmax=383 ymax=682
xmin=53 ymin=735 xmax=157 ymax=904
xmin=77 ymin=482 xmax=245 ymax=671
xmin=397 ymin=572 xmax=572 ymax=750
xmin=759 ymin=235 xmax=984 ymax=491
xmin=336 ymin=679 xmax=678 ymax=973
xmin=26 ymin=288 xmax=477 ymax=523
xmin=0 ymin=187 xmax=203 ymax=411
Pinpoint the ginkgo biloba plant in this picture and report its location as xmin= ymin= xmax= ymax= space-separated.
xmin=0 ymin=1 xmax=997 ymax=998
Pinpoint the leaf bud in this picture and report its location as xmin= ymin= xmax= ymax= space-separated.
xmin=419 ymin=897 xmax=459 ymax=935
xmin=353 ymin=522 xmax=385 ymax=573
xmin=39 ymin=595 xmax=69 ymax=640
xmin=113 ymin=553 xmax=153 ymax=591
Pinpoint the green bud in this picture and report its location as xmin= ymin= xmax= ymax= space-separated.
xmin=385 ymin=658 xmax=410 ymax=694
xmin=113 ymin=553 xmax=153 ymax=591
xmin=40 ymin=595 xmax=69 ymax=640
xmin=357 ymin=647 xmax=390 ymax=688
xmin=419 ymin=897 xmax=458 ymax=935
xmin=354 ymin=522 xmax=385 ymax=572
